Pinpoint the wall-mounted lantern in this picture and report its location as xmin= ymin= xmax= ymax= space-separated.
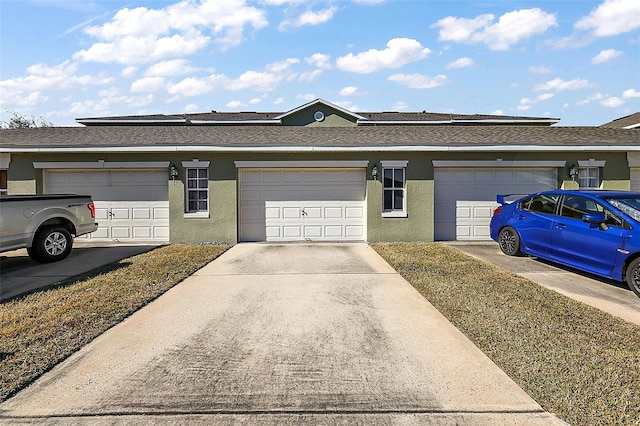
xmin=372 ymin=164 xmax=378 ymax=180
xmin=170 ymin=164 xmax=179 ymax=180
xmin=569 ymin=164 xmax=579 ymax=181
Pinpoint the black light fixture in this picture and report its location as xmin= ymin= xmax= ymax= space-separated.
xmin=170 ymin=164 xmax=179 ymax=180
xmin=372 ymin=164 xmax=378 ymax=180
xmin=569 ymin=164 xmax=579 ymax=180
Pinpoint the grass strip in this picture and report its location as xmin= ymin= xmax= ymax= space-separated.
xmin=372 ymin=242 xmax=640 ymax=426
xmin=0 ymin=244 xmax=229 ymax=401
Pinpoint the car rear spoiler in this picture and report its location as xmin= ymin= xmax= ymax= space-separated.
xmin=496 ymin=194 xmax=528 ymax=205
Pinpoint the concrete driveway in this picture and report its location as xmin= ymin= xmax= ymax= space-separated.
xmin=450 ymin=242 xmax=640 ymax=327
xmin=0 ymin=243 xmax=565 ymax=425
xmin=0 ymin=244 xmax=159 ymax=301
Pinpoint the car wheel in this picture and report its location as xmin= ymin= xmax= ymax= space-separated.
xmin=625 ymin=258 xmax=640 ymax=298
xmin=498 ymin=226 xmax=521 ymax=256
xmin=30 ymin=226 xmax=73 ymax=263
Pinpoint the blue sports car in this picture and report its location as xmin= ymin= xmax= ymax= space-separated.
xmin=490 ymin=190 xmax=640 ymax=298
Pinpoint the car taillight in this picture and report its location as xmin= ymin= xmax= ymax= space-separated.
xmin=88 ymin=202 xmax=96 ymax=218
xmin=492 ymin=207 xmax=502 ymax=217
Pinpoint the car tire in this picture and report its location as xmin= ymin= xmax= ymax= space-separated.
xmin=29 ymin=226 xmax=73 ymax=263
xmin=624 ymin=258 xmax=640 ymax=298
xmin=498 ymin=226 xmax=521 ymax=256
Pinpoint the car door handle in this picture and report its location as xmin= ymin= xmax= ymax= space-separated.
xmin=555 ymin=223 xmax=567 ymax=229
xmin=516 ymin=215 xmax=525 ymax=220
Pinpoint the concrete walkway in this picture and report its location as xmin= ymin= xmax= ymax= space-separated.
xmin=0 ymin=243 xmax=566 ymax=425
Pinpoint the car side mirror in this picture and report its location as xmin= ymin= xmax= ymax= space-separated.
xmin=582 ymin=213 xmax=608 ymax=230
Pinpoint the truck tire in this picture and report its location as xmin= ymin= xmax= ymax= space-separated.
xmin=29 ymin=226 xmax=73 ymax=263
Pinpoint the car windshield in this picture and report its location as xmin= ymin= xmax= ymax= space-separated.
xmin=603 ymin=196 xmax=640 ymax=222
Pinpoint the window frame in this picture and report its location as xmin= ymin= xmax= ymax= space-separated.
xmin=381 ymin=160 xmax=408 ymax=218
xmin=578 ymin=166 xmax=600 ymax=189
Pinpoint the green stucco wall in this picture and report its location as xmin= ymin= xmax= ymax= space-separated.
xmin=2 ymin=150 xmax=634 ymax=244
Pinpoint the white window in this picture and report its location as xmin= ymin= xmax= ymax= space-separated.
xmin=578 ymin=167 xmax=599 ymax=189
xmin=381 ymin=160 xmax=408 ymax=217
xmin=186 ymin=168 xmax=208 ymax=213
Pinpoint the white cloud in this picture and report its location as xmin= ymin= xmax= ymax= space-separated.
xmin=167 ymin=75 xmax=226 ymax=97
xmin=517 ymin=93 xmax=554 ymax=110
xmin=432 ymin=8 xmax=557 ymax=50
xmin=491 ymin=109 xmax=504 ymax=115
xmin=388 ymin=73 xmax=447 ymax=89
xmin=145 ymin=59 xmax=197 ymax=77
xmin=305 ymin=53 xmax=332 ymax=69
xmin=529 ymin=65 xmax=552 ymax=74
xmin=295 ymin=7 xmax=337 ymax=26
xmin=591 ymin=49 xmax=623 ymax=64
xmin=278 ymin=6 xmax=338 ymax=30
xmin=121 ymin=66 xmax=137 ymax=78
xmin=339 ymin=86 xmax=358 ymax=96
xmin=601 ymin=96 xmax=625 ymax=107
xmin=533 ymin=78 xmax=590 ymax=91
xmin=131 ymin=76 xmax=166 ymax=92
xmin=183 ymin=103 xmax=199 ymax=112
xmin=74 ymin=0 xmax=268 ymax=65
xmin=623 ymin=88 xmax=640 ymax=98
xmin=446 ymin=57 xmax=474 ymax=69
xmin=575 ymin=0 xmax=640 ymax=36
xmin=248 ymin=97 xmax=262 ymax=105
xmin=0 ymin=60 xmax=113 ymax=108
xmin=336 ymin=38 xmax=431 ymax=74
xmin=226 ymin=100 xmax=244 ymax=108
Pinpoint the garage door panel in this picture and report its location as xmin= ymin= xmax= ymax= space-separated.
xmin=45 ymin=170 xmax=169 ymax=243
xmin=435 ymin=168 xmax=557 ymax=241
xmin=240 ymin=168 xmax=366 ymax=242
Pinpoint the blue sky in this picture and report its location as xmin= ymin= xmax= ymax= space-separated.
xmin=1 ymin=0 xmax=639 ymax=126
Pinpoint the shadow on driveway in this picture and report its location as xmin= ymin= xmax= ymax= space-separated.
xmin=0 ymin=245 xmax=159 ymax=301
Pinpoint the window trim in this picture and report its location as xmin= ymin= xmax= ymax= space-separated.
xmin=578 ymin=166 xmax=600 ymax=189
xmin=184 ymin=166 xmax=209 ymax=218
xmin=381 ymin=160 xmax=408 ymax=218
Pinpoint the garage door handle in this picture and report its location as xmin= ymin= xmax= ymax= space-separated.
xmin=301 ymin=208 xmax=307 ymax=217
xmin=108 ymin=210 xmax=114 ymax=218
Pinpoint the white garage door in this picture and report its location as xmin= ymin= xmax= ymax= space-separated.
xmin=434 ymin=168 xmax=557 ymax=241
xmin=45 ymin=170 xmax=169 ymax=242
xmin=239 ymin=168 xmax=366 ymax=242
xmin=631 ymin=169 xmax=640 ymax=192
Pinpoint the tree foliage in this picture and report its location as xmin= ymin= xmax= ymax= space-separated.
xmin=1 ymin=111 xmax=53 ymax=129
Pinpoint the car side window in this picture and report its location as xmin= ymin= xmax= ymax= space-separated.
xmin=560 ymin=195 xmax=623 ymax=227
xmin=520 ymin=194 xmax=559 ymax=214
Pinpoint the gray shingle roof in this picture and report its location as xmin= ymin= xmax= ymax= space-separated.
xmin=1 ymin=125 xmax=638 ymax=151
xmin=600 ymin=112 xmax=640 ymax=128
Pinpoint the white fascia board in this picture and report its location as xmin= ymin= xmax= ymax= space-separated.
xmin=235 ymin=160 xmax=369 ymax=168
xmin=433 ymin=160 xmax=566 ymax=168
xmin=3 ymin=145 xmax=640 ymax=154
xmin=33 ymin=161 xmax=170 ymax=169
xmin=578 ymin=159 xmax=606 ymax=167
xmin=188 ymin=120 xmax=281 ymax=125
xmin=623 ymin=123 xmax=640 ymax=129
xmin=452 ymin=119 xmax=560 ymax=125
xmin=274 ymin=98 xmax=368 ymax=121
xmin=357 ymin=120 xmax=452 ymax=125
xmin=75 ymin=119 xmax=186 ymax=125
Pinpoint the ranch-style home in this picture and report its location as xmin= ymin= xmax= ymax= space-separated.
xmin=1 ymin=99 xmax=638 ymax=244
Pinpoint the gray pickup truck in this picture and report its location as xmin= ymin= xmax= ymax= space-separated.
xmin=0 ymin=194 xmax=98 ymax=263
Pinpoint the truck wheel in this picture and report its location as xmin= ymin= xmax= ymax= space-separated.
xmin=30 ymin=226 xmax=73 ymax=263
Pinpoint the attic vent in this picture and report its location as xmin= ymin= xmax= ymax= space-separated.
xmin=314 ymin=111 xmax=325 ymax=122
